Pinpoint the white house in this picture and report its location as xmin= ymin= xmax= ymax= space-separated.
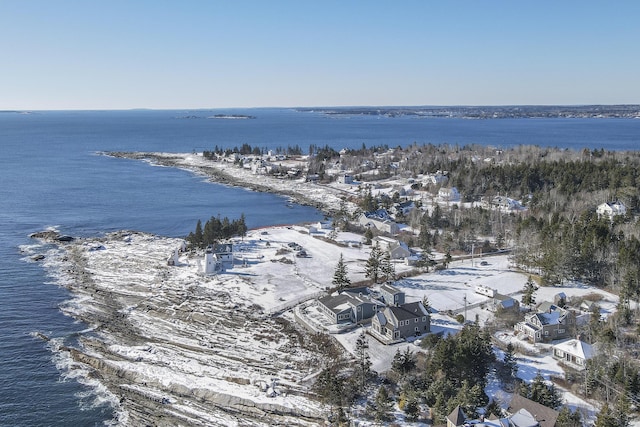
xmin=438 ymin=186 xmax=460 ymax=202
xmin=596 ymin=201 xmax=626 ymax=219
xmin=358 ymin=212 xmax=400 ymax=235
xmin=423 ymin=171 xmax=449 ymax=186
xmin=551 ymin=339 xmax=595 ymax=371
xmin=373 ymin=236 xmax=411 ymax=259
xmin=203 ymin=243 xmax=234 ymax=274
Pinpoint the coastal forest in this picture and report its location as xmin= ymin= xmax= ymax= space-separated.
xmin=350 ymin=143 xmax=640 ymax=295
xmin=186 ymin=214 xmax=247 ymax=248
xmin=311 ymin=142 xmax=640 ymax=424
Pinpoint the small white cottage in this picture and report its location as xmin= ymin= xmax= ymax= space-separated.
xmin=551 ymin=339 xmax=595 ymax=371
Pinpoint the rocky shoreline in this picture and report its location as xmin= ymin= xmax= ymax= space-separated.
xmin=104 ymin=151 xmax=351 ymax=215
xmin=34 ymin=230 xmax=327 ymax=426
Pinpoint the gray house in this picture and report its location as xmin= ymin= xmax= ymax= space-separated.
xmin=371 ymin=301 xmax=430 ymax=343
xmin=489 ymin=293 xmax=520 ymax=313
xmin=379 ymin=283 xmax=405 ymax=306
xmin=317 ymin=292 xmax=383 ymax=325
xmin=515 ymin=302 xmax=576 ymax=342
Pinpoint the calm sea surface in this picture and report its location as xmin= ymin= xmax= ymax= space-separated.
xmin=0 ymin=109 xmax=638 ymax=425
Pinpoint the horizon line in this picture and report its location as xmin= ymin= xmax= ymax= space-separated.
xmin=2 ymin=103 xmax=640 ymax=112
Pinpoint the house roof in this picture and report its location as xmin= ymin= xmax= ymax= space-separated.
xmin=318 ymin=293 xmax=376 ymax=314
xmin=373 ymin=235 xmax=398 ymax=245
xmin=374 ymin=312 xmax=387 ymax=326
xmin=509 ymin=409 xmax=539 ymax=427
xmin=508 ymin=394 xmax=559 ymax=427
xmin=341 ymin=287 xmax=371 ymax=297
xmin=537 ymin=301 xmax=561 ymax=313
xmin=495 ymin=293 xmax=517 ymax=303
xmin=498 ymin=298 xmax=517 ymax=308
xmin=363 ymin=209 xmax=392 ymax=221
xmin=447 ymin=405 xmax=466 ymax=427
xmin=211 ymin=243 xmax=233 ymax=253
xmin=388 ymin=302 xmax=428 ymax=321
xmin=552 ymin=339 xmax=595 ymax=360
xmin=380 ymin=283 xmax=402 ymax=295
xmin=536 ymin=312 xmax=561 ymax=326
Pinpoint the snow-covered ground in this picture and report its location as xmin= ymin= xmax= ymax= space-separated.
xmin=33 ymin=152 xmax=625 ymax=424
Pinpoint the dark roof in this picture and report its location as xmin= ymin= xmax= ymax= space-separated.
xmin=341 ymin=287 xmax=371 ymax=296
xmin=388 ymin=302 xmax=427 ymax=321
xmin=447 ymin=405 xmax=466 ymax=427
xmin=317 ymin=293 xmax=377 ymax=314
xmin=508 ymin=394 xmax=559 ymax=427
xmin=380 ymin=283 xmax=402 ymax=295
xmin=211 ymin=243 xmax=233 ymax=253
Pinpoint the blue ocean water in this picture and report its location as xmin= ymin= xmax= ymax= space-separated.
xmin=0 ymin=109 xmax=638 ymax=426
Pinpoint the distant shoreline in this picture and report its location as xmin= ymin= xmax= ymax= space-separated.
xmin=296 ymin=104 xmax=640 ymax=119
xmin=103 ymin=151 xmax=347 ymax=215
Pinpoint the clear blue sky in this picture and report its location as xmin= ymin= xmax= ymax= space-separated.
xmin=1 ymin=1 xmax=639 ymax=109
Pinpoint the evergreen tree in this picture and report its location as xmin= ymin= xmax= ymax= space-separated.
xmin=485 ymin=398 xmax=502 ymax=418
xmin=332 ymin=253 xmax=351 ymax=292
xmin=503 ymin=342 xmax=518 ymax=379
xmin=364 ymin=227 xmax=373 ymax=245
xmin=588 ymin=302 xmax=601 ymax=342
xmin=391 ymin=348 xmax=416 ymax=377
xmin=443 ymin=250 xmax=452 ymax=269
xmin=556 ymin=406 xmax=582 ymax=427
xmin=365 ymin=243 xmax=383 ymax=283
xmin=194 ymin=219 xmax=203 ymax=246
xmin=594 ymin=403 xmax=617 ymax=427
xmin=614 ymin=392 xmax=631 ymax=427
xmin=374 ymin=385 xmax=394 ymax=422
xmin=422 ymin=295 xmax=431 ymax=312
xmin=314 ymin=367 xmax=344 ymax=409
xmin=380 ymin=251 xmax=395 ymax=282
xmin=238 ymin=213 xmax=247 ymax=239
xmin=361 ymin=187 xmax=377 ymax=212
xmin=525 ymin=371 xmax=561 ymax=409
xmin=403 ymin=393 xmax=420 ymax=420
xmin=354 ymin=332 xmax=371 ymax=390
xmin=521 ymin=276 xmax=537 ymax=309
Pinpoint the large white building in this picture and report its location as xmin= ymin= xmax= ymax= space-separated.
xmin=596 ymin=201 xmax=626 ymax=219
xmin=438 ymin=186 xmax=460 ymax=202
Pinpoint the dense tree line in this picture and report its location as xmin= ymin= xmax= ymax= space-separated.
xmin=186 ymin=214 xmax=247 ymax=248
xmin=202 ymin=143 xmax=306 ymax=159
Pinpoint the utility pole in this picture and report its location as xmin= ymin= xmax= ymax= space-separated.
xmin=471 ymin=243 xmax=475 ymax=267
xmin=464 ymin=294 xmax=467 ymax=322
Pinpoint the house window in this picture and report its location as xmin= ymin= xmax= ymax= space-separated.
xmin=544 ymin=331 xmax=549 ymax=335
xmin=415 ymin=327 xmax=419 ymax=332
xmin=422 ymin=316 xmax=427 ymax=322
xmin=394 ymin=331 xmax=400 ymax=339
xmin=558 ymin=329 xmax=565 ymax=333
xmin=415 ymin=318 xmax=419 ymax=323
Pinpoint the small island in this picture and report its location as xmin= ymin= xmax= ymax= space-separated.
xmin=207 ymin=114 xmax=256 ymax=119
